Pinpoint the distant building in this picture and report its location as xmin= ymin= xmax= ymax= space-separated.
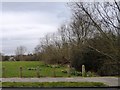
xmin=9 ymin=56 xmax=16 ymax=61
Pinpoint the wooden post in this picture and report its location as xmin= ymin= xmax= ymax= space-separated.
xmin=82 ymin=65 xmax=85 ymax=77
xmin=20 ymin=66 xmax=22 ymax=78
xmin=36 ymin=66 xmax=40 ymax=78
xmin=2 ymin=67 xmax=5 ymax=78
xmin=67 ymin=65 xmax=70 ymax=77
xmin=53 ymin=65 xmax=56 ymax=77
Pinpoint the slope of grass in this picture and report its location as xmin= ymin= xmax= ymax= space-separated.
xmin=2 ymin=61 xmax=71 ymax=77
xmin=2 ymin=82 xmax=107 ymax=87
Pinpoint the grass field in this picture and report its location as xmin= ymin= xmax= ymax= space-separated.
xmin=2 ymin=82 xmax=107 ymax=87
xmin=1 ymin=61 xmax=76 ymax=78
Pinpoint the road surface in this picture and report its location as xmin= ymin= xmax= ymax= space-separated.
xmin=1 ymin=77 xmax=119 ymax=86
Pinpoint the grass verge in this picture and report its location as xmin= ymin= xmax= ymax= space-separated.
xmin=2 ymin=61 xmax=69 ymax=77
xmin=2 ymin=82 xmax=108 ymax=87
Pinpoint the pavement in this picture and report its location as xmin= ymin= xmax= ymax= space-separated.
xmin=1 ymin=77 xmax=119 ymax=86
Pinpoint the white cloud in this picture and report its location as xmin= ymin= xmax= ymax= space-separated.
xmin=1 ymin=11 xmax=69 ymax=55
xmin=1 ymin=11 xmax=67 ymax=39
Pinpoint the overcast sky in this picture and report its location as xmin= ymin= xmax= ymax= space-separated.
xmin=1 ymin=2 xmax=71 ymax=55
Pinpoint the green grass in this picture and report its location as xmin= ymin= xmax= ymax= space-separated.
xmin=1 ymin=61 xmax=74 ymax=78
xmin=2 ymin=82 xmax=107 ymax=87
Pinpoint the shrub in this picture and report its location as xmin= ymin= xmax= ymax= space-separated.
xmin=61 ymin=70 xmax=67 ymax=73
xmin=27 ymin=67 xmax=42 ymax=71
xmin=74 ymin=71 xmax=82 ymax=76
xmin=46 ymin=65 xmax=49 ymax=67
xmin=54 ymin=65 xmax=60 ymax=68
xmin=41 ymin=64 xmax=46 ymax=67
xmin=70 ymin=68 xmax=81 ymax=76
xmin=70 ymin=68 xmax=76 ymax=75
xmin=86 ymin=71 xmax=97 ymax=77
xmin=27 ymin=67 xmax=37 ymax=70
xmin=98 ymin=62 xmax=119 ymax=76
xmin=51 ymin=65 xmax=60 ymax=68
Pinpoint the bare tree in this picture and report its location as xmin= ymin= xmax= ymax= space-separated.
xmin=67 ymin=1 xmax=120 ymax=75
xmin=69 ymin=1 xmax=120 ymax=61
xmin=15 ymin=46 xmax=27 ymax=61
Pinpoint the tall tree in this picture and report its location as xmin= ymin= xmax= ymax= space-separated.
xmin=15 ymin=46 xmax=27 ymax=61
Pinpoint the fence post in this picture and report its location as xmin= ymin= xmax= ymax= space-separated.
xmin=67 ymin=65 xmax=70 ymax=77
xmin=20 ymin=66 xmax=23 ymax=78
xmin=2 ymin=67 xmax=5 ymax=78
xmin=53 ymin=65 xmax=56 ymax=77
xmin=82 ymin=65 xmax=85 ymax=77
xmin=36 ymin=66 xmax=40 ymax=78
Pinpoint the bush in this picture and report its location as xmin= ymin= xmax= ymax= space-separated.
xmin=70 ymin=68 xmax=82 ymax=76
xmin=71 ymin=47 xmax=106 ymax=75
xmin=70 ymin=68 xmax=76 ymax=75
xmin=86 ymin=71 xmax=97 ymax=77
xmin=61 ymin=70 xmax=67 ymax=73
xmin=27 ymin=67 xmax=42 ymax=71
xmin=46 ymin=65 xmax=52 ymax=68
xmin=27 ymin=67 xmax=37 ymax=70
xmin=54 ymin=65 xmax=60 ymax=68
xmin=41 ymin=64 xmax=46 ymax=67
xmin=98 ymin=62 xmax=119 ymax=76
xmin=51 ymin=65 xmax=61 ymax=68
xmin=75 ymin=71 xmax=82 ymax=76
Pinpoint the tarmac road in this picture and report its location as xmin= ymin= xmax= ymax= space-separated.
xmin=1 ymin=77 xmax=119 ymax=86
